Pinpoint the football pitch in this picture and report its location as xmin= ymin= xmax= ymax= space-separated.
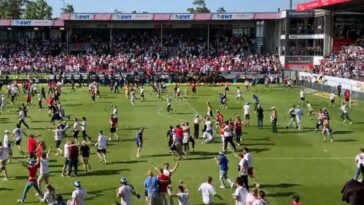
xmin=0 ymin=84 xmax=363 ymax=205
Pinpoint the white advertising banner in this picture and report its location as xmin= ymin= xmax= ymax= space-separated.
xmin=112 ymin=14 xmax=154 ymax=21
xmin=299 ymin=72 xmax=364 ymax=93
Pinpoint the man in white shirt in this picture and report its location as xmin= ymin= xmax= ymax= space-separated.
xmin=253 ymin=190 xmax=269 ymax=205
xmin=243 ymin=103 xmax=250 ymax=126
xmin=198 ymin=176 xmax=217 ymax=205
xmin=3 ymin=130 xmax=12 ymax=163
xmin=329 ymin=93 xmax=335 ymax=107
xmin=70 ymin=181 xmax=87 ymax=205
xmin=18 ymin=107 xmax=30 ymax=129
xmin=116 ymin=177 xmax=140 ymax=205
xmin=236 ymin=87 xmax=242 ymax=102
xmin=0 ymin=95 xmax=6 ymax=112
xmin=81 ymin=117 xmax=91 ymax=142
xmin=299 ymin=89 xmax=305 ymax=105
xmin=12 ymin=124 xmax=26 ymax=154
xmin=244 ymin=147 xmax=260 ymax=188
xmin=61 ymin=141 xmax=70 ymax=177
xmin=202 ymin=117 xmax=213 ymax=143
xmin=0 ymin=142 xmax=10 ymax=181
xmin=54 ymin=124 xmax=68 ymax=156
xmin=95 ymin=130 xmax=108 ymax=164
xmin=38 ymin=149 xmax=51 ymax=190
xmin=233 ymin=177 xmax=248 ymax=205
xmin=340 ymin=102 xmax=353 ymax=124
xmin=353 ymin=148 xmax=364 ymax=180
xmin=246 ymin=188 xmax=258 ymax=205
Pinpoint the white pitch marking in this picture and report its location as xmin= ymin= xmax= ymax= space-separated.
xmin=156 ymin=107 xmax=186 ymax=122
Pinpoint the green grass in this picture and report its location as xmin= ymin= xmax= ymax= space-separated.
xmin=0 ymin=84 xmax=363 ymax=205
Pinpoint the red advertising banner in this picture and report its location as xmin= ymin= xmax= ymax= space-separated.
xmin=0 ymin=20 xmax=11 ymax=26
xmin=153 ymin=14 xmax=171 ymax=21
xmin=94 ymin=14 xmax=112 ymax=21
xmin=296 ymin=0 xmax=352 ymax=11
xmin=53 ymin=20 xmax=64 ymax=27
xmin=195 ymin=13 xmax=212 ymax=20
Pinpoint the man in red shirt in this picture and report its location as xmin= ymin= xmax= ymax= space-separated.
xmin=157 ymin=169 xmax=171 ymax=205
xmin=174 ymin=125 xmax=183 ymax=159
xmin=27 ymin=134 xmax=38 ymax=159
xmin=216 ymin=111 xmax=224 ymax=127
xmin=67 ymin=141 xmax=79 ymax=177
xmin=17 ymin=159 xmax=43 ymax=203
xmin=191 ymin=82 xmax=197 ymax=96
xmin=344 ymin=89 xmax=351 ymax=105
xmin=109 ymin=114 xmax=119 ymax=141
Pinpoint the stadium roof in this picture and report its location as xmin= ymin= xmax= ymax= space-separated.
xmin=296 ymin=0 xmax=364 ymax=12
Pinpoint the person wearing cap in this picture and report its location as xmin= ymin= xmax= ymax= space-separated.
xmin=116 ymin=177 xmax=141 ymax=205
xmin=270 ymin=107 xmax=278 ymax=133
xmin=215 ymin=151 xmax=233 ymax=189
xmin=17 ymin=159 xmax=43 ymax=203
xmin=69 ymin=181 xmax=87 ymax=205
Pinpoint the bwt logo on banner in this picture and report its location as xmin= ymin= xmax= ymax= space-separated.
xmin=74 ymin=14 xmax=92 ymax=20
xmin=15 ymin=20 xmax=31 ymax=25
xmin=174 ymin=14 xmax=193 ymax=20
xmin=115 ymin=14 xmax=133 ymax=20
xmin=216 ymin=14 xmax=233 ymax=19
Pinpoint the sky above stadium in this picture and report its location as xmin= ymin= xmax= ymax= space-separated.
xmin=48 ymin=0 xmax=308 ymax=16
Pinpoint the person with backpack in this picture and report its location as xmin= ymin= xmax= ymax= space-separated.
xmin=144 ymin=170 xmax=160 ymax=205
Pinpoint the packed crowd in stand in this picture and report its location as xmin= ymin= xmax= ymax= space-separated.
xmin=313 ymin=46 xmax=364 ymax=80
xmin=0 ymin=32 xmax=281 ymax=75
